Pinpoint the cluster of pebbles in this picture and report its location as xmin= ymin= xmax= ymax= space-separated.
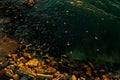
xmin=0 ymin=48 xmax=120 ymax=80
xmin=0 ymin=51 xmax=71 ymax=80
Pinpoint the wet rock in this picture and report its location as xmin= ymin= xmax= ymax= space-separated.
xmin=7 ymin=65 xmax=15 ymax=71
xmin=22 ymin=52 xmax=32 ymax=59
xmin=17 ymin=66 xmax=35 ymax=77
xmin=45 ymin=67 xmax=56 ymax=74
xmin=9 ymin=60 xmax=16 ymax=65
xmin=23 ymin=0 xmax=36 ymax=6
xmin=102 ymin=74 xmax=110 ymax=80
xmin=19 ymin=57 xmax=26 ymax=61
xmin=11 ymin=54 xmax=18 ymax=61
xmin=13 ymin=74 xmax=20 ymax=80
xmin=37 ymin=61 xmax=45 ymax=67
xmin=5 ymin=68 xmax=14 ymax=77
xmin=36 ymin=73 xmax=53 ymax=79
xmin=25 ymin=59 xmax=39 ymax=67
xmin=72 ymin=75 xmax=77 ymax=80
xmin=17 ymin=62 xmax=24 ymax=67
xmin=53 ymin=71 xmax=61 ymax=78
xmin=20 ymin=75 xmax=29 ymax=80
xmin=35 ymin=68 xmax=45 ymax=74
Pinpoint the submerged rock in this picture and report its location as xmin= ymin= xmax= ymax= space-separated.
xmin=23 ymin=0 xmax=36 ymax=6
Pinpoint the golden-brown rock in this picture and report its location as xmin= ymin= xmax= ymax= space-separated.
xmin=72 ymin=75 xmax=77 ymax=80
xmin=13 ymin=74 xmax=20 ymax=80
xmin=5 ymin=68 xmax=14 ymax=77
xmin=25 ymin=59 xmax=39 ymax=67
xmin=46 ymin=67 xmax=56 ymax=73
xmin=22 ymin=52 xmax=32 ymax=59
xmin=18 ymin=66 xmax=35 ymax=77
xmin=36 ymin=73 xmax=53 ymax=79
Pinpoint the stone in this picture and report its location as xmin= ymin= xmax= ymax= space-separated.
xmin=22 ymin=52 xmax=32 ymax=59
xmin=23 ymin=0 xmax=36 ymax=6
xmin=13 ymin=74 xmax=20 ymax=80
xmin=36 ymin=73 xmax=53 ymax=79
xmin=25 ymin=59 xmax=39 ymax=67
xmin=11 ymin=54 xmax=18 ymax=61
xmin=45 ymin=67 xmax=56 ymax=74
xmin=5 ymin=68 xmax=14 ymax=77
xmin=17 ymin=62 xmax=24 ymax=67
xmin=20 ymin=75 xmax=29 ymax=80
xmin=7 ymin=65 xmax=15 ymax=71
xmin=17 ymin=66 xmax=35 ymax=77
xmin=72 ymin=75 xmax=77 ymax=80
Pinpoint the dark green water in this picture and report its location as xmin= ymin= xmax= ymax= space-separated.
xmin=0 ymin=0 xmax=120 ymax=63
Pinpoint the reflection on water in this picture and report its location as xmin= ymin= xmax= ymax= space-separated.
xmin=0 ymin=0 xmax=120 ymax=63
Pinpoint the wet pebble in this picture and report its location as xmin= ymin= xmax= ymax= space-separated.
xmin=7 ymin=65 xmax=15 ymax=71
xmin=22 ymin=52 xmax=32 ymax=59
xmin=20 ymin=75 xmax=29 ymax=80
xmin=13 ymin=74 xmax=20 ymax=80
xmin=5 ymin=68 xmax=14 ymax=77
xmin=25 ymin=59 xmax=39 ymax=67
xmin=23 ymin=0 xmax=36 ymax=6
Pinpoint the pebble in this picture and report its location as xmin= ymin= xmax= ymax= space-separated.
xmin=72 ymin=75 xmax=77 ymax=80
xmin=36 ymin=73 xmax=53 ymax=79
xmin=23 ymin=0 xmax=36 ymax=6
xmin=25 ymin=59 xmax=39 ymax=67
xmin=20 ymin=75 xmax=29 ymax=80
xmin=19 ymin=57 xmax=27 ymax=62
xmin=22 ymin=52 xmax=32 ymax=59
xmin=11 ymin=54 xmax=18 ymax=61
xmin=45 ymin=67 xmax=56 ymax=74
xmin=5 ymin=68 xmax=14 ymax=77
xmin=17 ymin=62 xmax=24 ymax=67
xmin=7 ymin=65 xmax=15 ymax=71
xmin=18 ymin=66 xmax=35 ymax=77
xmin=13 ymin=74 xmax=20 ymax=80
xmin=35 ymin=68 xmax=45 ymax=74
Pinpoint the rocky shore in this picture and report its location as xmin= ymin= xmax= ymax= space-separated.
xmin=0 ymin=0 xmax=120 ymax=80
xmin=0 ymin=45 xmax=120 ymax=80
